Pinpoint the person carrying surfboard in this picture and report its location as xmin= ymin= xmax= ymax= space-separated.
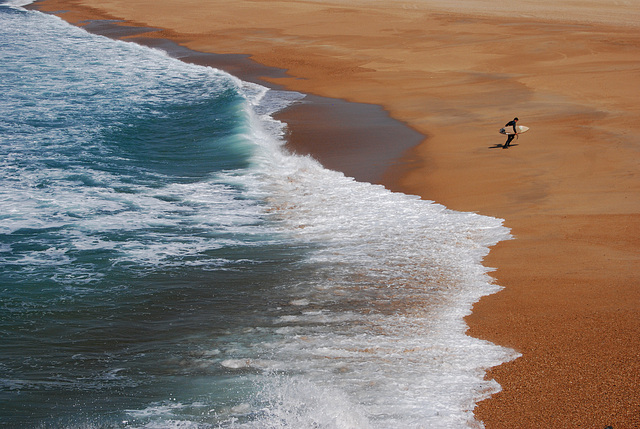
xmin=503 ymin=117 xmax=519 ymax=148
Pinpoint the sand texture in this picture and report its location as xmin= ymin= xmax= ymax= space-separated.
xmin=30 ymin=0 xmax=640 ymax=427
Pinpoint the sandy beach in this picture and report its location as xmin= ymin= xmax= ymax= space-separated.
xmin=29 ymin=0 xmax=640 ymax=426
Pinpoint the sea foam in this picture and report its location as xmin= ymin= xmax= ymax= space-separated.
xmin=209 ymin=57 xmax=520 ymax=428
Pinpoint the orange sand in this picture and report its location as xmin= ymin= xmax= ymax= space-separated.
xmin=30 ymin=0 xmax=640 ymax=426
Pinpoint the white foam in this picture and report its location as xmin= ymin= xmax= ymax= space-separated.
xmin=216 ymin=69 xmax=519 ymax=427
xmin=230 ymin=403 xmax=252 ymax=414
xmin=1 ymin=10 xmax=278 ymax=271
xmin=231 ymin=377 xmax=373 ymax=429
xmin=0 ymin=0 xmax=35 ymax=8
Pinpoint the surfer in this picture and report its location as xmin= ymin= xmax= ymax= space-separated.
xmin=503 ymin=117 xmax=519 ymax=148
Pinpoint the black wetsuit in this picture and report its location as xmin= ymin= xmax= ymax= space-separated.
xmin=504 ymin=120 xmax=518 ymax=147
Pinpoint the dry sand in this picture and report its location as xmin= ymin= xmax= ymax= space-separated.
xmin=30 ymin=0 xmax=640 ymax=426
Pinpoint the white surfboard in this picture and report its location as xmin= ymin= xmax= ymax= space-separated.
xmin=499 ymin=125 xmax=529 ymax=135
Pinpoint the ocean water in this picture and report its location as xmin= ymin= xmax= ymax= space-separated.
xmin=0 ymin=3 xmax=517 ymax=428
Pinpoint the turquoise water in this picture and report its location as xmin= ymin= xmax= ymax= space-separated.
xmin=0 ymin=4 xmax=516 ymax=428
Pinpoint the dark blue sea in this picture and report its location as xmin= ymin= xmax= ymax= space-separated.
xmin=0 ymin=2 xmax=516 ymax=427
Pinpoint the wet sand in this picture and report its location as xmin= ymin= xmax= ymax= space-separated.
xmin=29 ymin=0 xmax=640 ymax=427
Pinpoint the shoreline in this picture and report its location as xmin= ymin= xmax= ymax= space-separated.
xmin=117 ymin=33 xmax=424 ymax=186
xmin=26 ymin=0 xmax=640 ymax=427
xmin=56 ymin=18 xmax=424 ymax=187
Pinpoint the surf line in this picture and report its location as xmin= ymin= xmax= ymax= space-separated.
xmin=27 ymin=0 xmax=423 ymax=186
